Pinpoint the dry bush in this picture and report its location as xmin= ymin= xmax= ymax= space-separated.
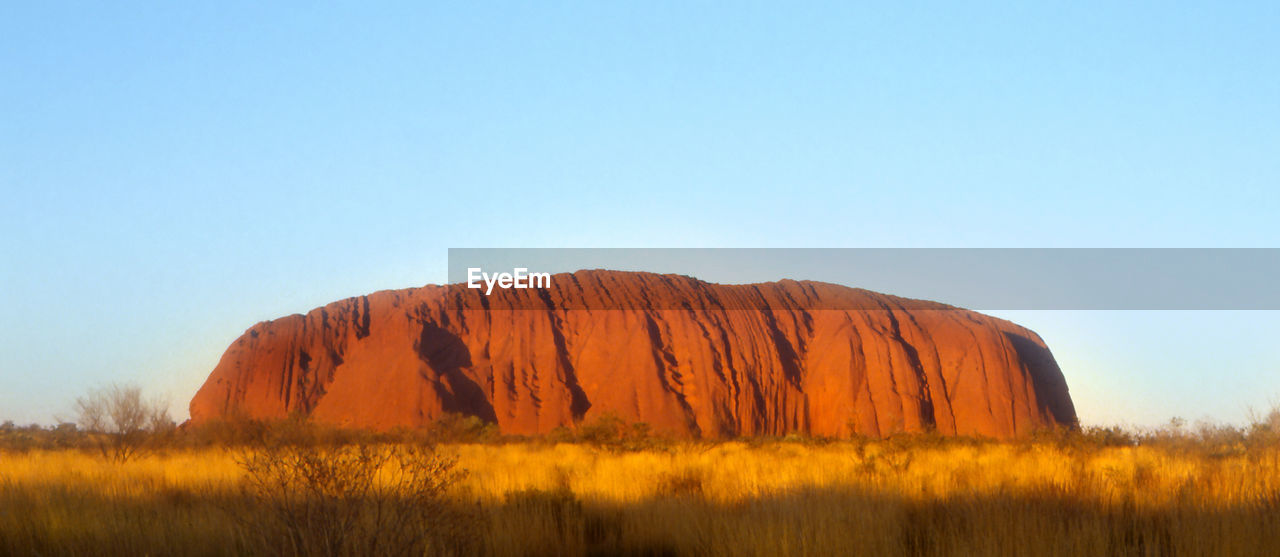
xmin=423 ymin=413 xmax=501 ymax=444
xmin=655 ymin=469 xmax=705 ymax=498
xmin=73 ymin=383 xmax=173 ymax=462
xmin=234 ymin=443 xmax=472 ymax=556
xmin=548 ymin=413 xmax=672 ymax=452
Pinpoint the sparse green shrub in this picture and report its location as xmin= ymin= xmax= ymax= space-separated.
xmin=424 ymin=413 xmax=501 ymax=444
xmin=570 ymin=413 xmax=669 ymax=451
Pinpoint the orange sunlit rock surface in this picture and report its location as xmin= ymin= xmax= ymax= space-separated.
xmin=190 ymin=270 xmax=1075 ymax=437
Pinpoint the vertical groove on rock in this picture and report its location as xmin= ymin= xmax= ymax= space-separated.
xmin=882 ymin=306 xmax=935 ymax=431
xmin=537 ymin=287 xmax=591 ymax=421
xmin=644 ymin=312 xmax=700 ymax=436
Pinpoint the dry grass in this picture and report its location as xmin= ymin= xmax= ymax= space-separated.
xmin=4 ymin=438 xmax=1280 ymax=555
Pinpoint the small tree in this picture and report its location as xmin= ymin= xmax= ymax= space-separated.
xmin=74 ymin=383 xmax=173 ymax=462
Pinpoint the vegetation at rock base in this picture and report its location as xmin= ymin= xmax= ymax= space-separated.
xmin=5 ymin=412 xmax=1280 ymax=556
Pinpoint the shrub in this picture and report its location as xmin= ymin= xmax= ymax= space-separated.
xmin=571 ymin=413 xmax=669 ymax=451
xmin=72 ymin=383 xmax=173 ymax=462
xmin=234 ymin=442 xmax=471 ymax=556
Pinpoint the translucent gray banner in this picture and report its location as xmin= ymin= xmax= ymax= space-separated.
xmin=446 ymin=248 xmax=1280 ymax=310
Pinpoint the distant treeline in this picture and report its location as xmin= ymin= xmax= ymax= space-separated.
xmin=6 ymin=409 xmax=1280 ymax=456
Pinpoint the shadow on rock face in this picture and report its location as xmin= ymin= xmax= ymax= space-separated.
xmin=418 ymin=323 xmax=498 ymax=424
xmin=1003 ymin=331 xmax=1077 ymax=427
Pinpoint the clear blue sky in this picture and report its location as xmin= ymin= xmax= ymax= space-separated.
xmin=2 ymin=2 xmax=1277 ymax=427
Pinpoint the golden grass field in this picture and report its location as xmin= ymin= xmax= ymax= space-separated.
xmin=4 ymin=435 xmax=1280 ymax=556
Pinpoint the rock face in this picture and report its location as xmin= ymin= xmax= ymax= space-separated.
xmin=189 ymin=270 xmax=1076 ymax=438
